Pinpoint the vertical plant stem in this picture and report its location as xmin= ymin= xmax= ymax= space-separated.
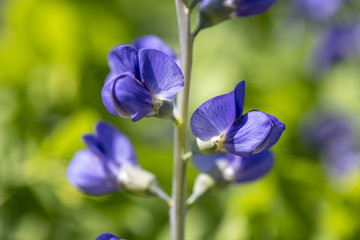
xmin=171 ymin=0 xmax=193 ymax=240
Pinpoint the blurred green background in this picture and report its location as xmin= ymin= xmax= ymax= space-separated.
xmin=1 ymin=0 xmax=360 ymax=239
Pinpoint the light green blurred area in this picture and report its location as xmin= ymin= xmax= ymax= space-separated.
xmin=1 ymin=0 xmax=360 ymax=239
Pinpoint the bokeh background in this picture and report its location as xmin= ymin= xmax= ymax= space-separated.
xmin=1 ymin=0 xmax=360 ymax=239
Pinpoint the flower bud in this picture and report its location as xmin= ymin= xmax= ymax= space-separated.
xmin=197 ymin=0 xmax=277 ymax=32
xmin=198 ymin=0 xmax=236 ymax=30
xmin=187 ymin=156 xmax=235 ymax=205
xmin=187 ymin=173 xmax=216 ymax=205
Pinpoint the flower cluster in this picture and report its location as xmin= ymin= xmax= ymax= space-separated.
xmin=67 ymin=0 xmax=284 ymax=237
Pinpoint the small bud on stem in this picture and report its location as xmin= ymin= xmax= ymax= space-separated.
xmin=118 ymin=165 xmax=171 ymax=204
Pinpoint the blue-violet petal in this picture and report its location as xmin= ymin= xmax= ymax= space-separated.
xmin=82 ymin=134 xmax=106 ymax=159
xmin=96 ymin=122 xmax=137 ymax=166
xmin=101 ymin=78 xmax=125 ymax=116
xmin=67 ymin=150 xmax=119 ymax=195
xmin=193 ymin=153 xmax=228 ymax=173
xmin=263 ymin=113 xmax=285 ymax=149
xmin=108 ymin=45 xmax=140 ymax=79
xmin=235 ymin=0 xmax=277 ymax=17
xmin=96 ymin=233 xmax=122 ymax=240
xmin=224 ymin=110 xmax=272 ymax=157
xmin=139 ymin=49 xmax=184 ymax=101
xmin=234 ymin=81 xmax=245 ymax=119
xmin=191 ymin=92 xmax=236 ymax=141
xmin=133 ymin=35 xmax=179 ymax=64
xmin=235 ymin=150 xmax=274 ymax=182
xmin=112 ymin=74 xmax=154 ymax=122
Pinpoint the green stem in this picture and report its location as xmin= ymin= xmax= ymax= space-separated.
xmin=170 ymin=0 xmax=194 ymax=239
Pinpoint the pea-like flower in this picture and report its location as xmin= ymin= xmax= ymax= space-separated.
xmin=102 ymin=38 xmax=184 ymax=122
xmin=96 ymin=233 xmax=124 ymax=240
xmin=197 ymin=0 xmax=277 ymax=30
xmin=191 ymin=81 xmax=285 ymax=157
xmin=188 ymin=150 xmax=274 ymax=204
xmin=67 ymin=121 xmax=166 ymax=197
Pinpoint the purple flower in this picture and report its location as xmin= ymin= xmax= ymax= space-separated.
xmin=312 ymin=23 xmax=360 ymax=74
xmin=67 ymin=122 xmax=167 ymax=197
xmin=102 ymin=38 xmax=184 ymax=122
xmin=295 ymin=0 xmax=344 ymax=21
xmin=194 ymin=150 xmax=274 ymax=183
xmin=187 ymin=150 xmax=274 ymax=204
xmin=198 ymin=0 xmax=277 ymax=29
xmin=67 ymin=121 xmax=138 ymax=195
xmin=191 ymin=81 xmax=285 ymax=158
xmin=96 ymin=233 xmax=124 ymax=240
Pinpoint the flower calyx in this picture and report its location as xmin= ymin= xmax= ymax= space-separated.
xmin=118 ymin=164 xmax=162 ymax=197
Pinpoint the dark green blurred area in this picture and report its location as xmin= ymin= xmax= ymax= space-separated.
xmin=1 ymin=0 xmax=360 ymax=239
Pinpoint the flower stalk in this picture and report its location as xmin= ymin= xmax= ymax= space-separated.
xmin=171 ymin=0 xmax=194 ymax=239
